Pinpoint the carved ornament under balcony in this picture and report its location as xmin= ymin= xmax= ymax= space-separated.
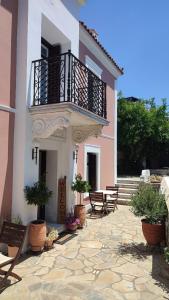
xmin=32 ymin=116 xmax=70 ymax=139
xmin=72 ymin=125 xmax=103 ymax=143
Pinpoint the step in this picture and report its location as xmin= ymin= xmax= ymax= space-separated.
xmin=117 ymin=178 xmax=140 ymax=185
xmin=47 ymin=223 xmax=66 ymax=234
xmin=117 ymin=180 xmax=140 ymax=185
xmin=118 ymin=188 xmax=138 ymax=194
xmin=118 ymin=193 xmax=132 ymax=199
xmin=117 ymin=198 xmax=131 ymax=206
xmin=117 ymin=183 xmax=139 ymax=189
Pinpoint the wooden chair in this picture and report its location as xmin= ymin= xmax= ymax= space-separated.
xmin=106 ymin=185 xmax=119 ymax=211
xmin=0 ymin=221 xmax=27 ymax=289
xmin=89 ymin=192 xmax=107 ymax=216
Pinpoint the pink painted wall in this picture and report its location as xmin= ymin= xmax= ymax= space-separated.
xmin=0 ymin=112 xmax=14 ymax=219
xmin=77 ymin=41 xmax=116 ymax=188
xmin=0 ymin=0 xmax=18 ymax=219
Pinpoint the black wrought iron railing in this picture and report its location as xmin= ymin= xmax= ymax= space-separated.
xmin=32 ymin=50 xmax=107 ymax=119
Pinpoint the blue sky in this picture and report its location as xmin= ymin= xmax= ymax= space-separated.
xmin=80 ymin=0 xmax=169 ymax=104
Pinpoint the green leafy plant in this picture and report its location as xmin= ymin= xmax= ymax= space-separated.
xmin=130 ymin=183 xmax=167 ymax=224
xmin=24 ymin=181 xmax=52 ymax=212
xmin=72 ymin=174 xmax=91 ymax=205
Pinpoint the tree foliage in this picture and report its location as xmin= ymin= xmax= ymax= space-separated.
xmin=24 ymin=181 xmax=52 ymax=207
xmin=118 ymin=94 xmax=169 ymax=174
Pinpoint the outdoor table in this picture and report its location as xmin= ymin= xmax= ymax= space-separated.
xmin=96 ymin=189 xmax=116 ymax=201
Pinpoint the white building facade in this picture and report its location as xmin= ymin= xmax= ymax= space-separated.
xmin=12 ymin=0 xmax=109 ymax=224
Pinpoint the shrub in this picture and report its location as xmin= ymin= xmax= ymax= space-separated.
xmin=72 ymin=174 xmax=91 ymax=193
xmin=130 ymin=183 xmax=167 ymax=224
xmin=24 ymin=181 xmax=52 ymax=207
xmin=72 ymin=174 xmax=91 ymax=204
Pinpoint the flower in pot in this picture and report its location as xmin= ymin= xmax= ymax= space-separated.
xmin=45 ymin=228 xmax=58 ymax=250
xmin=8 ymin=216 xmax=22 ymax=258
xmin=65 ymin=212 xmax=80 ymax=232
xmin=24 ymin=180 xmax=52 ymax=252
xmin=72 ymin=174 xmax=91 ymax=228
xmin=130 ymin=183 xmax=168 ymax=245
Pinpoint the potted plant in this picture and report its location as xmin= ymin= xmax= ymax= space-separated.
xmin=72 ymin=174 xmax=91 ymax=228
xmin=130 ymin=183 xmax=167 ymax=245
xmin=8 ymin=216 xmax=23 ymax=258
xmin=45 ymin=228 xmax=58 ymax=250
xmin=24 ymin=180 xmax=52 ymax=252
xmin=65 ymin=212 xmax=80 ymax=232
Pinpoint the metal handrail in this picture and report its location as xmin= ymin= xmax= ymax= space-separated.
xmin=32 ymin=50 xmax=107 ymax=119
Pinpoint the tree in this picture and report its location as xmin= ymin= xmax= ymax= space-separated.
xmin=118 ymin=96 xmax=169 ymax=175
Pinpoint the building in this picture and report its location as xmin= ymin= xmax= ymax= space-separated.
xmin=0 ymin=0 xmax=123 ymax=225
xmin=0 ymin=0 xmax=18 ymax=219
xmin=77 ymin=22 xmax=123 ymax=191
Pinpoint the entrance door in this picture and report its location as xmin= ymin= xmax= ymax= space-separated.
xmin=38 ymin=150 xmax=47 ymax=220
xmin=87 ymin=153 xmax=97 ymax=191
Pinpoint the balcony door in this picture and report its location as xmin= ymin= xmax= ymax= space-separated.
xmin=41 ymin=39 xmax=61 ymax=104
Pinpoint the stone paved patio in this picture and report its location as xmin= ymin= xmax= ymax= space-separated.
xmin=1 ymin=206 xmax=169 ymax=300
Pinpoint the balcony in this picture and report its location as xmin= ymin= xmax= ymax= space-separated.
xmin=32 ymin=50 xmax=107 ymax=119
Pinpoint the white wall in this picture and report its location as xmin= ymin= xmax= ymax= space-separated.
xmin=61 ymin=0 xmax=80 ymax=20
xmin=39 ymin=130 xmax=75 ymax=217
xmin=12 ymin=0 xmax=79 ymax=224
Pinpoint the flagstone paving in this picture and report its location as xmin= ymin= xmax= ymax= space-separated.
xmin=1 ymin=206 xmax=169 ymax=299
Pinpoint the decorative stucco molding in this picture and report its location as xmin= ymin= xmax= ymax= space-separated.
xmin=52 ymin=128 xmax=66 ymax=139
xmin=72 ymin=125 xmax=103 ymax=143
xmin=32 ymin=116 xmax=70 ymax=138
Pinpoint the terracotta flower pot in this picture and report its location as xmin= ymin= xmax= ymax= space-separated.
xmin=29 ymin=220 xmax=46 ymax=251
xmin=74 ymin=205 xmax=86 ymax=228
xmin=8 ymin=245 xmax=19 ymax=257
xmin=44 ymin=239 xmax=53 ymax=250
xmin=66 ymin=223 xmax=77 ymax=232
xmin=141 ymin=219 xmax=165 ymax=245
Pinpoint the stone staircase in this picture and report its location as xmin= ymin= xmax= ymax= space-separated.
xmin=117 ymin=178 xmax=140 ymax=205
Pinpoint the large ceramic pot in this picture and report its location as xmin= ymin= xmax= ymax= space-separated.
xmin=74 ymin=205 xmax=86 ymax=228
xmin=29 ymin=220 xmax=46 ymax=251
xmin=141 ymin=219 xmax=165 ymax=245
